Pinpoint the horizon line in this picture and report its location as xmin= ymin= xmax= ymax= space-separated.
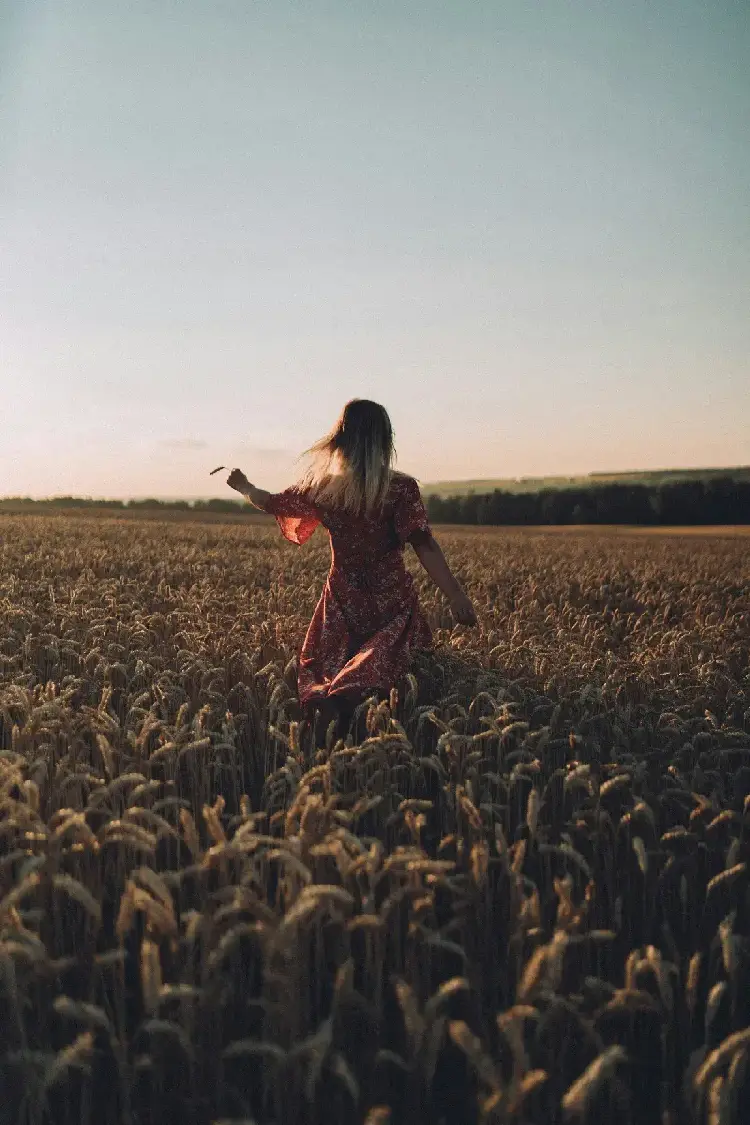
xmin=3 ymin=463 xmax=749 ymax=504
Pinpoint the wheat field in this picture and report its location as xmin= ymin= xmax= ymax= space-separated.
xmin=1 ymin=512 xmax=749 ymax=1125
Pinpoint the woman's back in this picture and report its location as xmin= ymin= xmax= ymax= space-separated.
xmin=266 ymin=471 xmax=430 ymax=564
xmin=320 ymin=472 xmax=427 ymax=571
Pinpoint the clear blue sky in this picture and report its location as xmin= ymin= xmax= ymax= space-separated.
xmin=2 ymin=0 xmax=748 ymax=497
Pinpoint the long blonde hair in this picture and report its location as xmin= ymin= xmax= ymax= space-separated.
xmin=296 ymin=399 xmax=396 ymax=515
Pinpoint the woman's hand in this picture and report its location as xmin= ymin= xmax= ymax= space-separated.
xmin=450 ymin=590 xmax=478 ymax=627
xmin=227 ymin=468 xmax=250 ymax=495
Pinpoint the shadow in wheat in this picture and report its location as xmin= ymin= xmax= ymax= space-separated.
xmin=2 ymin=670 xmax=750 ymax=1123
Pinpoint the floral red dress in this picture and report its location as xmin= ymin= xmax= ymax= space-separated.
xmin=265 ymin=473 xmax=433 ymax=709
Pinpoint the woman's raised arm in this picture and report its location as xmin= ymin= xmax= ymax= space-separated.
xmin=226 ymin=469 xmax=271 ymax=511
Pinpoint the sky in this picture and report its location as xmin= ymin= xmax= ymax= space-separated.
xmin=1 ymin=0 xmax=748 ymax=498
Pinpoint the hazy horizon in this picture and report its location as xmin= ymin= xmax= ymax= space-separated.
xmin=3 ymin=1 xmax=749 ymax=499
xmin=4 ymin=462 xmax=749 ymax=504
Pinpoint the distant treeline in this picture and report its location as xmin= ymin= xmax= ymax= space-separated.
xmin=424 ymin=476 xmax=750 ymax=526
xmin=4 ymin=476 xmax=749 ymax=525
xmin=2 ymin=497 xmax=248 ymax=513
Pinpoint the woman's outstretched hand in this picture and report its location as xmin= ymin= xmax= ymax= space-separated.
xmin=227 ymin=468 xmax=249 ymax=494
xmin=450 ymin=590 xmax=478 ymax=627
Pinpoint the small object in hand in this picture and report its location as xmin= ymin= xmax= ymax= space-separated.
xmin=209 ymin=466 xmax=226 ymax=476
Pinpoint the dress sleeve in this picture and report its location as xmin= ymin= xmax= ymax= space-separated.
xmin=265 ymin=488 xmax=320 ymax=545
xmin=394 ymin=477 xmax=432 ymax=545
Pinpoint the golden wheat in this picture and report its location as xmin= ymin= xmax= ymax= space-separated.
xmin=0 ymin=513 xmax=748 ymax=1124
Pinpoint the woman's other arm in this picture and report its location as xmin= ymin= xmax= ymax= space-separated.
xmin=410 ymin=530 xmax=477 ymax=626
xmin=226 ymin=469 xmax=271 ymax=511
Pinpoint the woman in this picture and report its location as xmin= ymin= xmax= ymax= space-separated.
xmin=226 ymin=399 xmax=476 ymax=734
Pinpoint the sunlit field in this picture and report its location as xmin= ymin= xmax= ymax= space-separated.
xmin=1 ymin=512 xmax=749 ymax=1125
